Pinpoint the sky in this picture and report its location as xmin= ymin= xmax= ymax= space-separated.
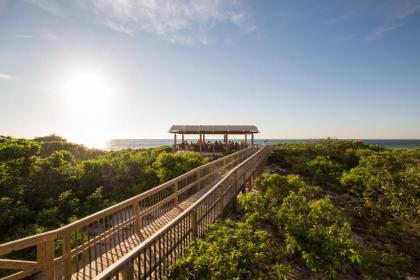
xmin=0 ymin=0 xmax=420 ymax=147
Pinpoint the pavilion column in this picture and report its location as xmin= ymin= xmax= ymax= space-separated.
xmin=203 ymin=134 xmax=205 ymax=142
xmin=199 ymin=133 xmax=202 ymax=153
xmin=226 ymin=133 xmax=229 ymax=151
xmin=251 ymin=133 xmax=254 ymax=146
xmin=245 ymin=134 xmax=248 ymax=145
xmin=224 ymin=133 xmax=228 ymax=151
xmin=182 ymin=133 xmax=184 ymax=143
xmin=173 ymin=133 xmax=177 ymax=152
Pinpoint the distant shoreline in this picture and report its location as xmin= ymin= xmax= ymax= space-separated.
xmin=107 ymin=139 xmax=420 ymax=151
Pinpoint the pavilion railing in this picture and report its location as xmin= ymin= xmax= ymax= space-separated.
xmin=92 ymin=145 xmax=270 ymax=280
xmin=175 ymin=143 xmax=251 ymax=153
xmin=0 ymin=147 xmax=259 ymax=280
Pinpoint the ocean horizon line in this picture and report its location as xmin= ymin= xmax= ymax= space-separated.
xmin=107 ymin=139 xmax=420 ymax=150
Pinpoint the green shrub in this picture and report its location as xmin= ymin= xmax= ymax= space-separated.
xmin=169 ymin=220 xmax=285 ymax=280
xmin=358 ymin=249 xmax=413 ymax=279
xmin=154 ymin=151 xmax=206 ymax=182
xmin=277 ymin=192 xmax=362 ymax=279
xmin=340 ymin=150 xmax=420 ymax=221
xmin=307 ymin=155 xmax=343 ymax=186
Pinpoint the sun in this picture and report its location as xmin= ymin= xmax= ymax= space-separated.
xmin=60 ymin=71 xmax=113 ymax=112
xmin=59 ymin=70 xmax=114 ymax=148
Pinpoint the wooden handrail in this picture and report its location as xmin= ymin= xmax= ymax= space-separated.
xmin=93 ymin=145 xmax=269 ymax=280
xmin=0 ymin=231 xmax=57 ymax=256
xmin=0 ymin=259 xmax=38 ymax=270
xmin=0 ymin=146 xmax=259 ymax=279
xmin=57 ymin=148 xmax=236 ymax=233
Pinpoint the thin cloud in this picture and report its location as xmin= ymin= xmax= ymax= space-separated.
xmin=0 ymin=73 xmax=16 ymax=80
xmin=366 ymin=23 xmax=404 ymax=41
xmin=32 ymin=85 xmax=54 ymax=92
xmin=15 ymin=34 xmax=36 ymax=38
xmin=365 ymin=0 xmax=420 ymax=41
xmin=88 ymin=0 xmax=256 ymax=44
xmin=326 ymin=11 xmax=358 ymax=25
xmin=15 ymin=31 xmax=58 ymax=40
xmin=393 ymin=1 xmax=420 ymax=19
xmin=25 ymin=0 xmax=255 ymax=44
xmin=331 ymin=34 xmax=357 ymax=44
xmin=25 ymin=0 xmax=61 ymax=15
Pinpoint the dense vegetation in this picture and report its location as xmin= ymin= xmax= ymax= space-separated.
xmin=171 ymin=140 xmax=420 ymax=279
xmin=0 ymin=135 xmax=206 ymax=243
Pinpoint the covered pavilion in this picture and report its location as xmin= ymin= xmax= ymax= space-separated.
xmin=169 ymin=125 xmax=259 ymax=155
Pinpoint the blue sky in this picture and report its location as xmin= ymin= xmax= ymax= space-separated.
xmin=0 ymin=0 xmax=420 ymax=147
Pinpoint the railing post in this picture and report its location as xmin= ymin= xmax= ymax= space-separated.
xmin=219 ymin=184 xmax=224 ymax=217
xmin=234 ymin=170 xmax=238 ymax=195
xmin=174 ymin=182 xmax=179 ymax=204
xmin=198 ymin=169 xmax=203 ymax=190
xmin=62 ymin=233 xmax=71 ymax=279
xmin=191 ymin=209 xmax=198 ymax=240
xmin=241 ymin=173 xmax=246 ymax=194
xmin=212 ymin=164 xmax=216 ymax=183
xmin=37 ymin=239 xmax=55 ymax=279
xmin=119 ymin=262 xmax=133 ymax=280
xmin=133 ymin=201 xmax=141 ymax=232
xmin=232 ymin=171 xmax=238 ymax=213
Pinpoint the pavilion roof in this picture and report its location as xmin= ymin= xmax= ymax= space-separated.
xmin=169 ymin=125 xmax=259 ymax=134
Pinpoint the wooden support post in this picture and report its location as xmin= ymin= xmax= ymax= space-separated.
xmin=119 ymin=262 xmax=133 ymax=280
xmin=219 ymin=185 xmax=224 ymax=217
xmin=232 ymin=171 xmax=238 ymax=213
xmin=234 ymin=171 xmax=238 ymax=194
xmin=199 ymin=169 xmax=203 ymax=190
xmin=191 ymin=209 xmax=198 ymax=240
xmin=174 ymin=182 xmax=179 ymax=204
xmin=132 ymin=202 xmax=141 ymax=232
xmin=62 ymin=234 xmax=71 ymax=280
xmin=245 ymin=134 xmax=248 ymax=145
xmin=182 ymin=133 xmax=184 ymax=143
xmin=232 ymin=197 xmax=238 ymax=213
xmin=37 ymin=240 xmax=55 ymax=280
xmin=173 ymin=133 xmax=177 ymax=152
xmin=226 ymin=133 xmax=229 ymax=152
xmin=199 ymin=133 xmax=202 ymax=153
xmin=251 ymin=133 xmax=254 ymax=146
xmin=212 ymin=163 xmax=216 ymax=182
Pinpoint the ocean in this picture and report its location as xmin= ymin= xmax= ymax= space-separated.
xmin=106 ymin=139 xmax=420 ymax=151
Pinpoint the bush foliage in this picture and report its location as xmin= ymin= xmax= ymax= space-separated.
xmin=0 ymin=135 xmax=205 ymax=243
xmin=172 ymin=140 xmax=419 ymax=279
xmin=170 ymin=220 xmax=286 ymax=280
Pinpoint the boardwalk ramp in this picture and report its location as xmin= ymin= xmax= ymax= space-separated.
xmin=0 ymin=146 xmax=269 ymax=280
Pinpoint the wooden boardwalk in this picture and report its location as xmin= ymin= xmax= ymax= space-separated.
xmin=0 ymin=146 xmax=269 ymax=280
xmin=70 ymin=183 xmax=214 ymax=279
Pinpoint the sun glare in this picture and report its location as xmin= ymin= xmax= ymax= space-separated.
xmin=59 ymin=70 xmax=114 ymax=148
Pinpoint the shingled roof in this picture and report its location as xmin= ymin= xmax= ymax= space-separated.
xmin=169 ymin=125 xmax=259 ymax=134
